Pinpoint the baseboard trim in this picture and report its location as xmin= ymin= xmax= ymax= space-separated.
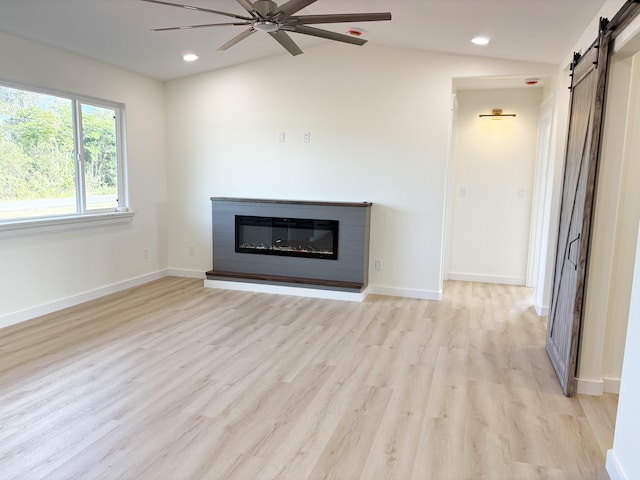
xmin=0 ymin=270 xmax=169 ymax=330
xmin=367 ymin=285 xmax=442 ymax=300
xmin=576 ymin=377 xmax=621 ymax=396
xmin=603 ymin=377 xmax=622 ymax=394
xmin=576 ymin=378 xmax=604 ymax=396
xmin=204 ymin=279 xmax=368 ymax=302
xmin=534 ymin=298 xmax=549 ymax=316
xmin=168 ymin=268 xmax=205 ymax=279
xmin=447 ymin=272 xmax=525 ymax=286
xmin=606 ymin=449 xmax=628 ymax=480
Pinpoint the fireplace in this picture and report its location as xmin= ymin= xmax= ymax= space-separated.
xmin=209 ymin=198 xmax=371 ymax=294
xmin=235 ymin=215 xmax=339 ymax=260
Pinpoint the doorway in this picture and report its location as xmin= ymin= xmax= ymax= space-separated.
xmin=446 ymin=87 xmax=544 ymax=286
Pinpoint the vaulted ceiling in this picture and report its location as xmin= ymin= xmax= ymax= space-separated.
xmin=0 ymin=0 xmax=607 ymax=81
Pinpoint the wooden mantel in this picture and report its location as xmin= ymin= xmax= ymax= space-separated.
xmin=210 ymin=197 xmax=372 ymax=208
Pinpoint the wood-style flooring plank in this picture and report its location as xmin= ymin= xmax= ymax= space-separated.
xmin=0 ymin=277 xmax=618 ymax=479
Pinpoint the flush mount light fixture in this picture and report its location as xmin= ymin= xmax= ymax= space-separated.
xmin=183 ymin=53 xmax=198 ymax=62
xmin=253 ymin=21 xmax=279 ymax=32
xmin=471 ymin=36 xmax=490 ymax=46
xmin=479 ymin=109 xmax=516 ymax=119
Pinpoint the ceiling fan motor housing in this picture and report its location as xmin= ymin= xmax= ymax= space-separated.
xmin=255 ymin=0 xmax=277 ymax=18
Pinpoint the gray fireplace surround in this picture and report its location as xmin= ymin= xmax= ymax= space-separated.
xmin=207 ymin=197 xmax=372 ymax=292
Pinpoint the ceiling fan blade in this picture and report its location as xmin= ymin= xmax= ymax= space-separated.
xmin=270 ymin=0 xmax=317 ymax=19
xmin=152 ymin=22 xmax=252 ymax=31
xmin=235 ymin=0 xmax=260 ymax=18
xmin=291 ymin=25 xmax=367 ymax=46
xmin=218 ymin=27 xmax=257 ymax=51
xmin=287 ymin=12 xmax=392 ymax=25
xmin=141 ymin=0 xmax=253 ymax=21
xmin=269 ymin=30 xmax=304 ymax=56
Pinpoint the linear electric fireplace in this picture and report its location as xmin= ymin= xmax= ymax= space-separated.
xmin=209 ymin=198 xmax=372 ymax=295
xmin=235 ymin=215 xmax=339 ymax=260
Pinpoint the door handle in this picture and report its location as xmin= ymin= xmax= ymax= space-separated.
xmin=567 ymin=233 xmax=581 ymax=270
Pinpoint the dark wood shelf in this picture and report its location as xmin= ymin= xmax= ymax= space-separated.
xmin=206 ymin=270 xmax=364 ymax=291
xmin=210 ymin=197 xmax=372 ymax=208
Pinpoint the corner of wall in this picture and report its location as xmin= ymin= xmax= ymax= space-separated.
xmin=533 ymin=297 xmax=548 ymax=316
xmin=607 ymin=449 xmax=628 ymax=480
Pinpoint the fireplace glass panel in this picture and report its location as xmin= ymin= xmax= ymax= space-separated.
xmin=235 ymin=215 xmax=338 ymax=260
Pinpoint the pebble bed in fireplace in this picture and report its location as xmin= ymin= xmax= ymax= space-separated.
xmin=238 ymin=242 xmax=333 ymax=255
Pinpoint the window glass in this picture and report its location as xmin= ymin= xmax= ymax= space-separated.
xmin=0 ymin=83 xmax=125 ymax=222
xmin=0 ymin=86 xmax=76 ymax=219
xmin=81 ymin=103 xmax=118 ymax=211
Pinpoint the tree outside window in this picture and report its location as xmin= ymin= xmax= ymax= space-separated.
xmin=0 ymin=84 xmax=124 ymax=221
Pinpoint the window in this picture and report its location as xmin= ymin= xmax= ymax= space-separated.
xmin=0 ymin=82 xmax=126 ymax=223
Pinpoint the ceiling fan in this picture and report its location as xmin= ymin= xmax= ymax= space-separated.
xmin=142 ymin=0 xmax=392 ymax=56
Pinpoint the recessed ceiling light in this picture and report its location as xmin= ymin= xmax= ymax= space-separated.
xmin=183 ymin=53 xmax=198 ymax=62
xmin=471 ymin=36 xmax=490 ymax=46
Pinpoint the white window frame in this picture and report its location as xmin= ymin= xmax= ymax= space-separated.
xmin=0 ymin=80 xmax=133 ymax=238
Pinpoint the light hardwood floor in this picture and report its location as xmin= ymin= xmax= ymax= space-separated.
xmin=0 ymin=277 xmax=617 ymax=479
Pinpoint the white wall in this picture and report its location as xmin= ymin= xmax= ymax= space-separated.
xmin=602 ymin=52 xmax=640 ymax=377
xmin=607 ymin=222 xmax=640 ymax=480
xmin=578 ymin=54 xmax=632 ymax=394
xmin=164 ymin=43 xmax=556 ymax=298
xmin=448 ymin=88 xmax=542 ymax=285
xmin=0 ymin=32 xmax=168 ymax=325
xmin=580 ymin=48 xmax=640 ymax=394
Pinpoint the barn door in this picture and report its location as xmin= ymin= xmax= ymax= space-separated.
xmin=546 ymin=34 xmax=611 ymax=396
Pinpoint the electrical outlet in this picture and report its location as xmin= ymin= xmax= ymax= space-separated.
xmin=303 ymin=131 xmax=311 ymax=143
xmin=375 ymin=258 xmax=382 ymax=270
xmin=143 ymin=248 xmax=149 ymax=260
xmin=189 ymin=245 xmax=195 ymax=256
xmin=278 ymin=131 xmax=285 ymax=143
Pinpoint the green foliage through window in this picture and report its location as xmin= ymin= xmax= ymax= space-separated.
xmin=0 ymin=84 xmax=123 ymax=220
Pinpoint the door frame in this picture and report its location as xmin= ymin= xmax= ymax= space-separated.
xmin=526 ymin=94 xmax=555 ymax=289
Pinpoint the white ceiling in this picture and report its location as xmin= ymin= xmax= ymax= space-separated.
xmin=0 ymin=0 xmax=607 ymax=81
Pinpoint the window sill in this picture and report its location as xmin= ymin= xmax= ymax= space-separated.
xmin=0 ymin=211 xmax=135 ymax=239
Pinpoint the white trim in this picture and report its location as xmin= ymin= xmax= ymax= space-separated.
xmin=204 ymin=279 xmax=368 ymax=302
xmin=613 ymin=11 xmax=640 ymax=58
xmin=534 ymin=298 xmax=549 ymax=316
xmin=0 ymin=78 xmax=128 ymax=221
xmin=606 ymin=449 xmax=628 ymax=480
xmin=576 ymin=376 xmax=622 ymax=396
xmin=168 ymin=268 xmax=205 ymax=279
xmin=0 ymin=211 xmax=135 ymax=239
xmin=447 ymin=272 xmax=525 ymax=286
xmin=441 ymin=92 xmax=459 ymax=287
xmin=0 ymin=269 xmax=167 ymax=330
xmin=367 ymin=285 xmax=442 ymax=301
xmin=604 ymin=377 xmax=622 ymax=394
xmin=527 ymin=94 xmax=556 ymax=288
xmin=576 ymin=378 xmax=604 ymax=396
